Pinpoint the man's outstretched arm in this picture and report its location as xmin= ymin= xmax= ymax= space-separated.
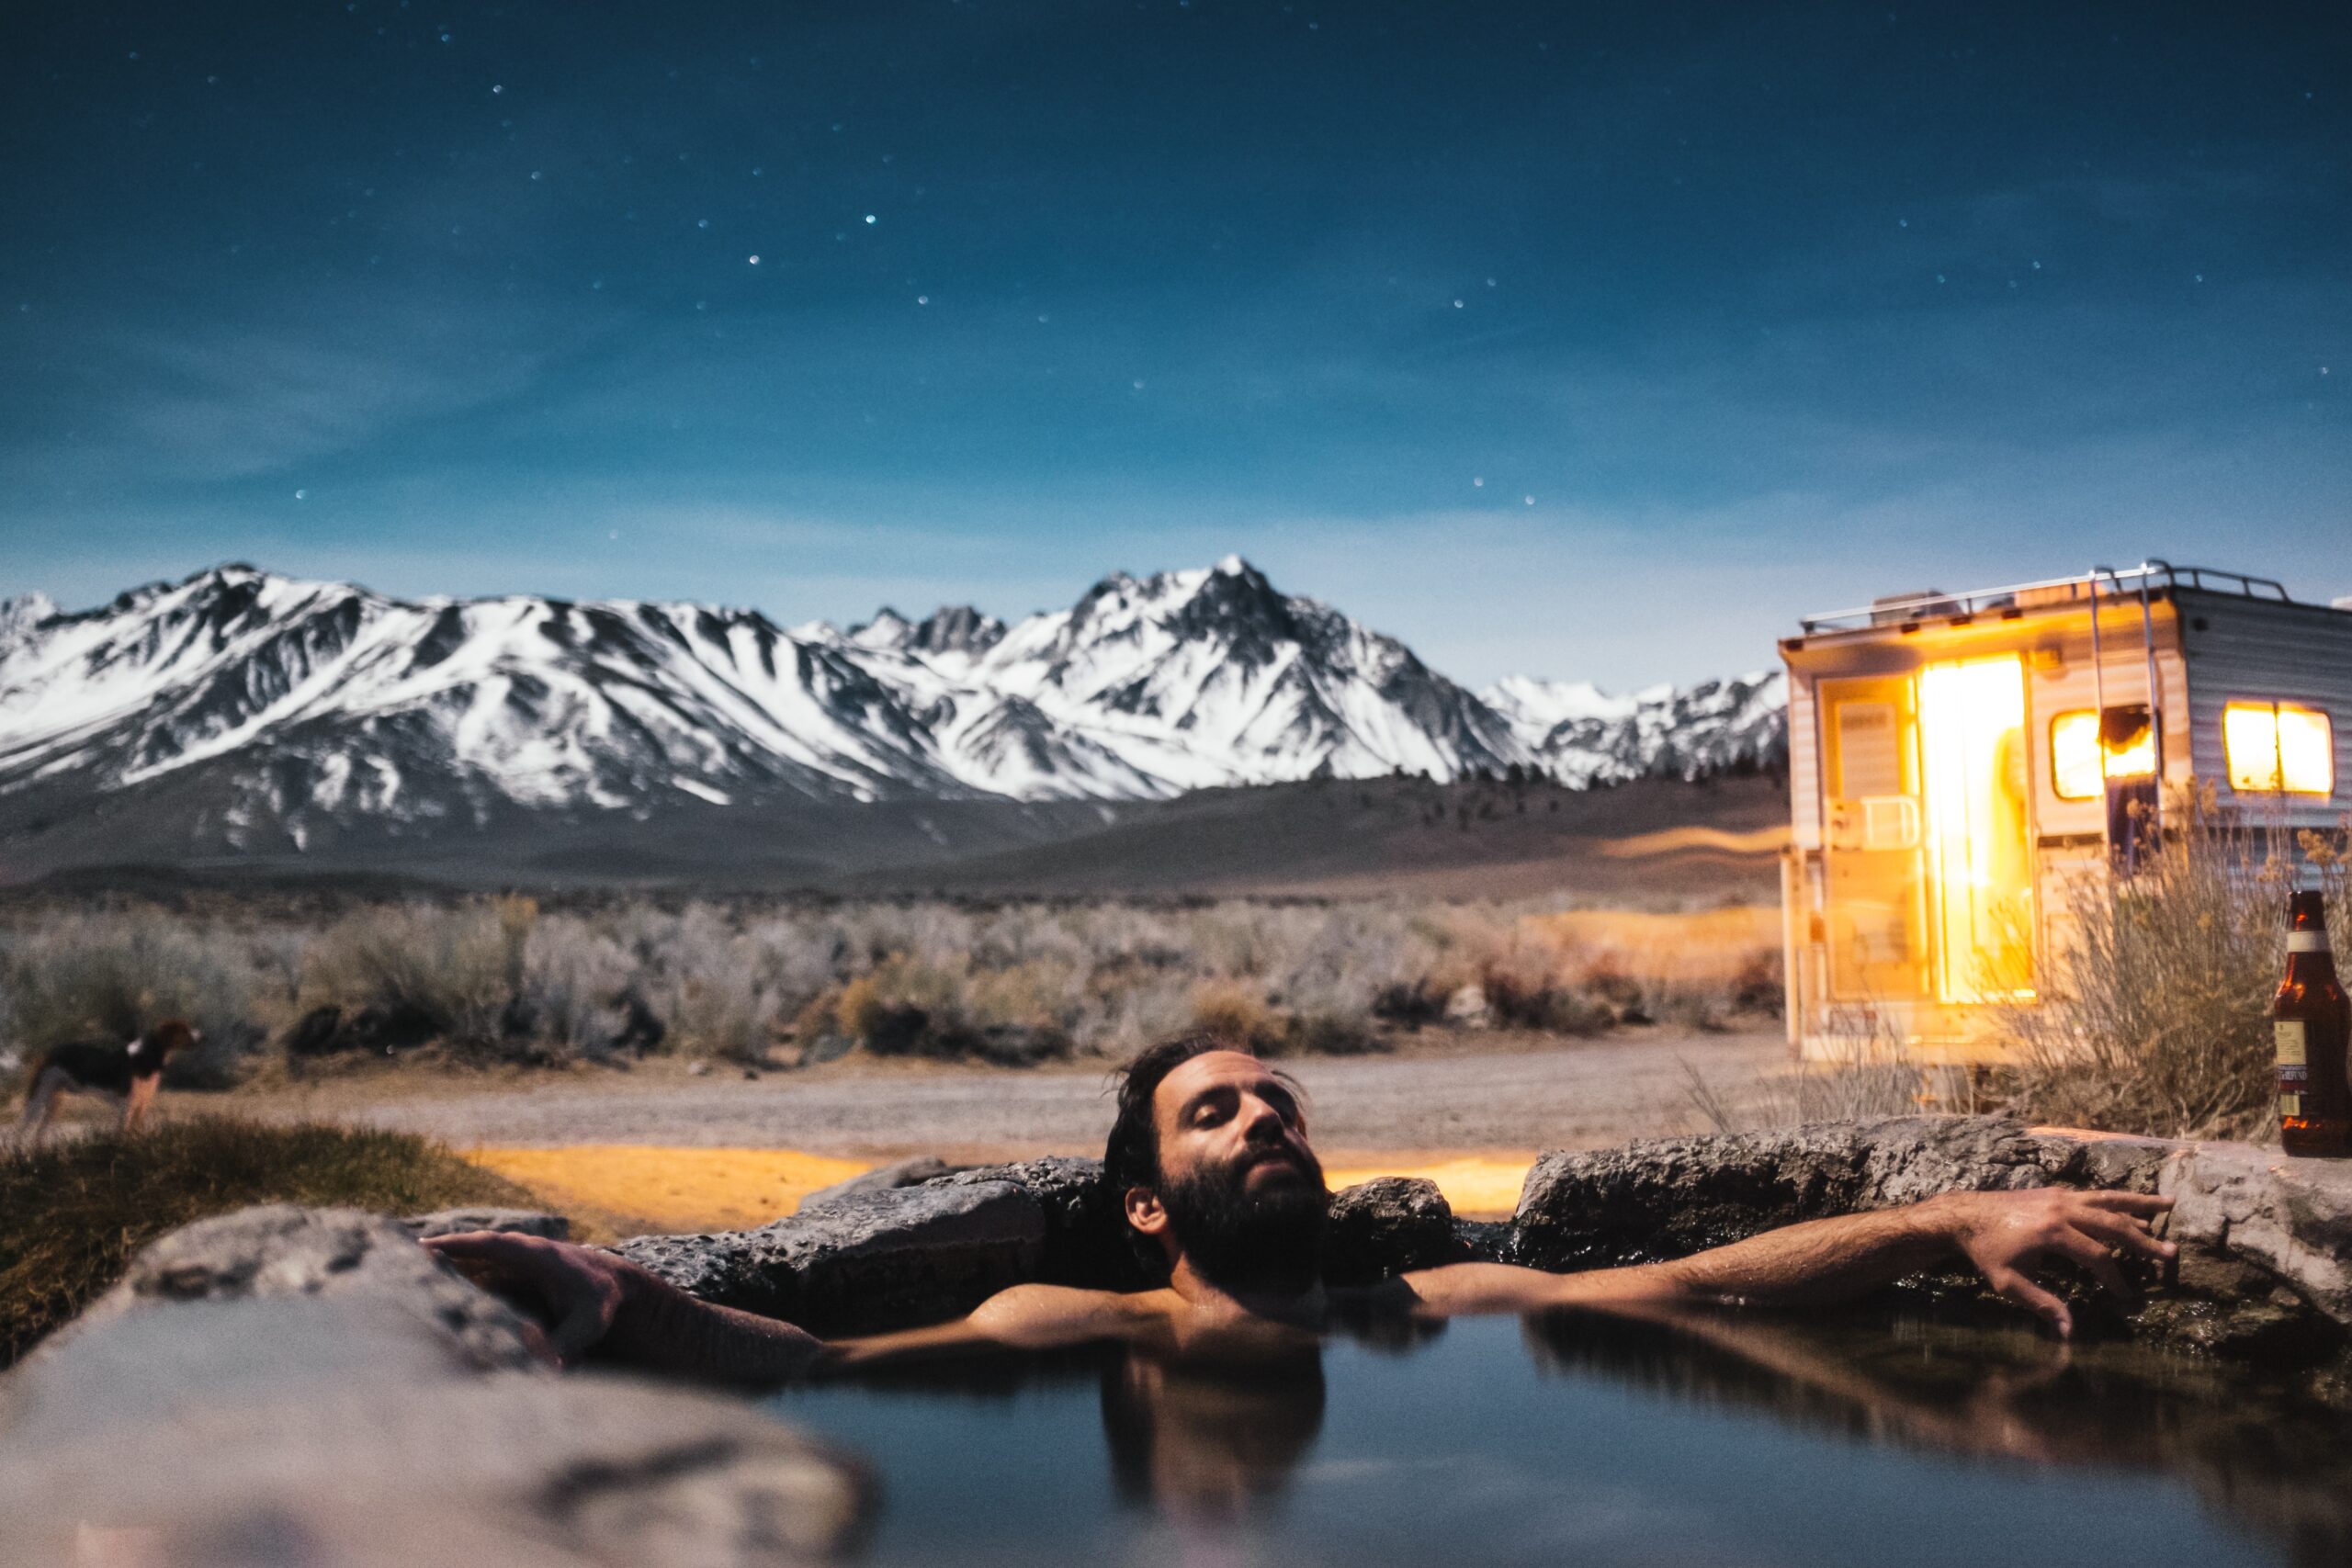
xmin=1400 ymin=1187 xmax=2177 ymax=1338
xmin=424 ymin=1231 xmax=826 ymax=1382
xmin=423 ymin=1233 xmax=1145 ymax=1383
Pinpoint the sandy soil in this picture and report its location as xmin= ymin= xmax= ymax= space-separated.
xmin=203 ymin=1028 xmax=1788 ymax=1230
xmin=141 ymin=1029 xmax=1778 ymax=1241
xmin=231 ymin=1027 xmax=1787 ymax=1162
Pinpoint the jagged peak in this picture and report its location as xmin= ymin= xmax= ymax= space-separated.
xmin=842 ymin=604 xmax=1005 ymax=658
xmin=0 ymin=589 xmax=59 ymax=643
xmin=909 ymin=604 xmax=1005 ymax=656
xmin=846 ymin=606 xmax=917 ymax=649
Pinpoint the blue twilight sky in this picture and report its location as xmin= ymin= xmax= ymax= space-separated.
xmin=3 ymin=0 xmax=2346 ymax=689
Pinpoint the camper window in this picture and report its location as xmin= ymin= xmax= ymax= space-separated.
xmin=2051 ymin=705 xmax=2156 ymax=800
xmin=2222 ymin=702 xmax=2334 ymax=795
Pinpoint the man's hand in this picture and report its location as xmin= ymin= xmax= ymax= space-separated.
xmin=424 ymin=1230 xmax=826 ymax=1383
xmin=1927 ymin=1188 xmax=2176 ymax=1339
xmin=423 ymin=1231 xmax=634 ymax=1369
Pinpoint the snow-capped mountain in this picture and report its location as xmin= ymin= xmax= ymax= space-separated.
xmin=1482 ymin=671 xmax=1787 ymax=788
xmin=0 ymin=559 xmax=1784 ymax=853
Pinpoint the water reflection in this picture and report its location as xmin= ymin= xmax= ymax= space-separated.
xmin=1099 ymin=1348 xmax=1325 ymax=1525
xmin=1521 ymin=1305 xmax=2352 ymax=1567
xmin=781 ymin=1309 xmax=2351 ymax=1566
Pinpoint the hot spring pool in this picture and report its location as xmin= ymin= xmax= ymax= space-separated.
xmin=769 ymin=1309 xmax=2350 ymax=1567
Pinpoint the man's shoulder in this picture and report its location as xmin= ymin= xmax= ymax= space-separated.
xmin=968 ymin=1280 xmax=1179 ymax=1343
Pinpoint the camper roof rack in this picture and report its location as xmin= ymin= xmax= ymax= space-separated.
xmin=1798 ymin=560 xmax=2293 ymax=635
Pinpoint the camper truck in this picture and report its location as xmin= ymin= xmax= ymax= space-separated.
xmin=1779 ymin=561 xmax=2352 ymax=1062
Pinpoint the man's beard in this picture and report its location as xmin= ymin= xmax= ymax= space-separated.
xmin=1158 ymin=1145 xmax=1330 ymax=1295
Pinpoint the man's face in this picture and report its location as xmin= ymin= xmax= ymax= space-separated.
xmin=1137 ymin=1050 xmax=1329 ymax=1292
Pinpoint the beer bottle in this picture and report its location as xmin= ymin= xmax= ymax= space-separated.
xmin=2275 ymin=889 xmax=2352 ymax=1157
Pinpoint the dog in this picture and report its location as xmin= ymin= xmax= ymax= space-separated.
xmin=12 ymin=1020 xmax=199 ymax=1144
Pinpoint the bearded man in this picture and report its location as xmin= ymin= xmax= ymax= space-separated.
xmin=425 ymin=1033 xmax=2176 ymax=1379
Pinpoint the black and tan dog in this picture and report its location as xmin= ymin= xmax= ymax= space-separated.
xmin=12 ymin=1020 xmax=198 ymax=1143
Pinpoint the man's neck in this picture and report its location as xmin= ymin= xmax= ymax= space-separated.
xmin=1165 ymin=1254 xmax=1328 ymax=1327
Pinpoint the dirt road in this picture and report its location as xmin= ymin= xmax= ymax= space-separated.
xmin=236 ymin=1028 xmax=1786 ymax=1163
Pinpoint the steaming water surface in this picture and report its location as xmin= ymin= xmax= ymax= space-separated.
xmin=770 ymin=1311 xmax=2349 ymax=1567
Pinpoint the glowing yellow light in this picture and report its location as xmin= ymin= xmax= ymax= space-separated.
xmin=2226 ymin=702 xmax=2335 ymax=795
xmin=2051 ymin=708 xmax=2156 ymax=800
xmin=2278 ymin=705 xmax=2335 ymax=795
xmin=2051 ymin=712 xmax=2102 ymax=800
xmin=2106 ymin=724 xmax=2156 ymax=779
xmin=2224 ymin=704 xmax=2279 ymax=791
xmin=1918 ymin=656 xmax=2034 ymax=1003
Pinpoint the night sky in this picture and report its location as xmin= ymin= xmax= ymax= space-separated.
xmin=5 ymin=1 xmax=2346 ymax=686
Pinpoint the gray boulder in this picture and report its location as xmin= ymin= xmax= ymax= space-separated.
xmin=43 ymin=1204 xmax=548 ymax=1372
xmin=2162 ymin=1137 xmax=2352 ymax=1325
xmin=926 ymin=1156 xmax=1155 ymax=1291
xmin=1322 ymin=1177 xmax=1461 ymax=1285
xmin=0 ymin=1205 xmax=874 ymax=1567
xmin=402 ymin=1206 xmax=573 ymax=1241
xmin=618 ymin=1177 xmax=1049 ymax=1332
xmin=798 ymin=1156 xmax=966 ymax=1212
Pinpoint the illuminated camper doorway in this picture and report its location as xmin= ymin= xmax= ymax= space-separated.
xmin=1917 ymin=655 xmax=2035 ymax=1003
xmin=1820 ymin=655 xmax=2036 ymax=1008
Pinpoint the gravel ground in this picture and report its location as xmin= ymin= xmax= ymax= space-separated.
xmin=231 ymin=1029 xmax=1789 ymax=1161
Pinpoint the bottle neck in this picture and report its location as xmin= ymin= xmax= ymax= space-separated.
xmin=2286 ymin=930 xmax=2338 ymax=984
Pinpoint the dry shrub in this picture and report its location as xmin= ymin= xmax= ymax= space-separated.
xmin=1539 ymin=904 xmax=1783 ymax=1031
xmin=1480 ymin=951 xmax=1612 ymax=1035
xmin=1188 ymin=979 xmax=1380 ymax=1056
xmin=518 ymin=915 xmax=655 ymax=1061
xmin=1190 ymin=980 xmax=1290 ymax=1054
xmin=301 ymin=903 xmax=508 ymax=1049
xmin=2003 ymin=791 xmax=2349 ymax=1141
xmin=1096 ymin=972 xmax=1199 ymax=1058
xmin=1286 ymin=1010 xmax=1381 ymax=1055
xmin=829 ymin=953 xmax=1073 ymax=1063
xmin=1684 ymin=1008 xmax=1981 ymax=1134
xmin=0 ymin=914 xmax=254 ymax=1089
xmin=670 ymin=971 xmax=776 ymax=1063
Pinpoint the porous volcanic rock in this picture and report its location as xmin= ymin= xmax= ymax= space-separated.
xmin=1322 ymin=1176 xmax=1461 ymax=1285
xmin=616 ymin=1177 xmax=1049 ymax=1332
xmin=2161 ymin=1138 xmax=2352 ymax=1327
xmin=0 ymin=1205 xmax=874 ymax=1567
xmin=798 ymin=1155 xmax=966 ymax=1211
xmin=1512 ymin=1114 xmax=2352 ymax=1366
xmin=402 ymin=1206 xmax=573 ymax=1241
xmin=926 ymin=1156 xmax=1157 ymax=1291
xmin=1511 ymin=1115 xmax=2176 ymax=1271
xmin=43 ymin=1203 xmax=547 ymax=1372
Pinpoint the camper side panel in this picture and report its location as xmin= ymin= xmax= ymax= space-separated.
xmin=2019 ymin=603 xmax=2191 ymax=840
xmin=2178 ymin=592 xmax=2352 ymax=829
xmin=1787 ymin=674 xmax=1822 ymax=851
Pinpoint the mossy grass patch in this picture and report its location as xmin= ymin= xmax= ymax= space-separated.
xmin=0 ymin=1116 xmax=541 ymax=1364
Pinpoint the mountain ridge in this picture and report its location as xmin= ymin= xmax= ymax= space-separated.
xmin=0 ymin=559 xmax=1786 ymax=862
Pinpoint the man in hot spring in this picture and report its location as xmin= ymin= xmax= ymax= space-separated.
xmin=427 ymin=1033 xmax=2175 ymax=1381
